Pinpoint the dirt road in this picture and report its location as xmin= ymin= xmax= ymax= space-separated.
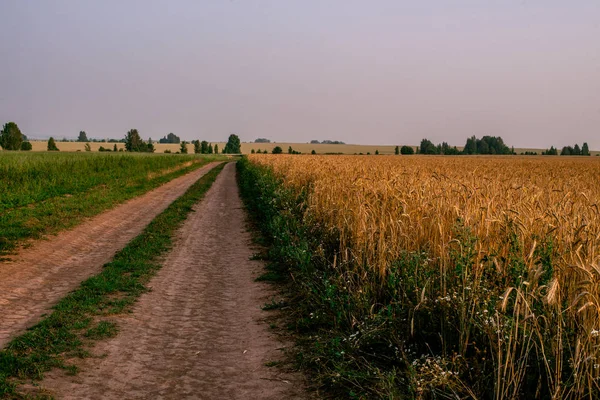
xmin=40 ymin=162 xmax=306 ymax=399
xmin=0 ymin=162 xmax=221 ymax=349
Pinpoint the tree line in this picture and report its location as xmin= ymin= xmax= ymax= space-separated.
xmin=0 ymin=123 xmax=243 ymax=154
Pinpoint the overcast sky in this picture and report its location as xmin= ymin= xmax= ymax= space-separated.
xmin=1 ymin=1 xmax=599 ymax=148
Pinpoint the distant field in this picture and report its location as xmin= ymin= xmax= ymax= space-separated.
xmin=0 ymin=152 xmax=221 ymax=254
xmin=19 ymin=141 xmax=600 ymax=155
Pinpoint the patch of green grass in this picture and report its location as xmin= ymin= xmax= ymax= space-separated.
xmin=84 ymin=321 xmax=118 ymax=340
xmin=0 ymin=162 xmax=226 ymax=398
xmin=0 ymin=153 xmax=227 ymax=255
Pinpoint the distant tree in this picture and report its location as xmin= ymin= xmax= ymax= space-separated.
xmin=400 ymin=145 xmax=414 ymax=155
xmin=288 ymin=146 xmax=293 ymax=154
xmin=543 ymin=146 xmax=558 ymax=155
xmin=395 ymin=146 xmax=399 ymax=155
xmin=419 ymin=138 xmax=438 ymax=154
xmin=193 ymin=140 xmax=201 ymax=154
xmin=311 ymin=149 xmax=316 ymax=154
xmin=77 ymin=131 xmax=88 ymax=142
xmin=0 ymin=122 xmax=24 ymax=150
xmin=223 ymin=134 xmax=241 ymax=154
xmin=251 ymin=149 xmax=256 ymax=154
xmin=255 ymin=138 xmax=270 ymax=143
xmin=375 ymin=149 xmax=379 ymax=155
xmin=272 ymin=146 xmax=283 ymax=154
xmin=124 ymin=129 xmax=151 ymax=152
xmin=159 ymin=133 xmax=181 ymax=144
xmin=463 ymin=136 xmax=478 ymax=155
xmin=164 ymin=149 xmax=172 ymax=154
xmin=573 ymin=144 xmax=581 ymax=156
xmin=85 ymin=143 xmax=91 ymax=152
xmin=47 ymin=137 xmax=59 ymax=151
xmin=20 ymin=141 xmax=32 ymax=151
xmin=208 ymin=143 xmax=213 ymax=154
xmin=113 ymin=143 xmax=118 ymax=152
xmin=582 ymin=142 xmax=590 ymax=156
xmin=310 ymin=140 xmax=320 ymax=144
xmin=200 ymin=140 xmax=208 ymax=154
xmin=147 ymin=142 xmax=155 ymax=152
xmin=180 ymin=141 xmax=188 ymax=154
xmin=561 ymin=146 xmax=573 ymax=156
xmin=214 ymin=144 xmax=219 ymax=154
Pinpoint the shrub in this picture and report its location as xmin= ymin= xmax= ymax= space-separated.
xmin=47 ymin=137 xmax=59 ymax=151
xmin=0 ymin=122 xmax=24 ymax=150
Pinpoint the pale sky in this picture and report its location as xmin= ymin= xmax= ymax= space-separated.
xmin=1 ymin=1 xmax=599 ymax=148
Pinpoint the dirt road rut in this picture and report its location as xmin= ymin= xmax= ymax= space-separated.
xmin=41 ymin=162 xmax=306 ymax=399
xmin=0 ymin=162 xmax=221 ymax=348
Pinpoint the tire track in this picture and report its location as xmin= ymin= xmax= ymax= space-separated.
xmin=0 ymin=162 xmax=221 ymax=348
xmin=41 ymin=162 xmax=306 ymax=399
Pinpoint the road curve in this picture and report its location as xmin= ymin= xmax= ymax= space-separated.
xmin=0 ymin=162 xmax=221 ymax=348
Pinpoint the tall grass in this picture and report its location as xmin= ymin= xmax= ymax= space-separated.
xmin=245 ymin=155 xmax=600 ymax=399
xmin=0 ymin=152 xmax=220 ymax=254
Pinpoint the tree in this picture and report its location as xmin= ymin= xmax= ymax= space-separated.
xmin=159 ymin=133 xmax=181 ymax=144
xmin=400 ymin=145 xmax=414 ymax=155
xmin=214 ymin=144 xmax=219 ymax=154
xmin=180 ymin=141 xmax=188 ymax=154
xmin=582 ymin=142 xmax=590 ymax=156
xmin=573 ymin=144 xmax=581 ymax=156
xmin=543 ymin=146 xmax=558 ymax=155
xmin=223 ymin=134 xmax=241 ymax=154
xmin=208 ymin=143 xmax=213 ymax=154
xmin=272 ymin=146 xmax=283 ymax=154
xmin=125 ymin=129 xmax=147 ymax=152
xmin=288 ymin=146 xmax=293 ymax=154
xmin=85 ymin=143 xmax=91 ymax=152
xmin=561 ymin=146 xmax=573 ymax=156
xmin=0 ymin=122 xmax=24 ymax=150
xmin=251 ymin=149 xmax=255 ymax=154
xmin=375 ymin=149 xmax=379 ymax=155
xmin=47 ymin=137 xmax=59 ymax=151
xmin=77 ymin=131 xmax=88 ymax=142
xmin=113 ymin=143 xmax=118 ymax=152
xmin=419 ymin=138 xmax=438 ymax=154
xmin=199 ymin=140 xmax=208 ymax=154
xmin=193 ymin=140 xmax=201 ymax=154
xmin=20 ymin=141 xmax=32 ymax=151
xmin=463 ymin=136 xmax=478 ymax=155
xmin=255 ymin=138 xmax=270 ymax=143
xmin=311 ymin=149 xmax=316 ymax=155
xmin=395 ymin=146 xmax=399 ymax=155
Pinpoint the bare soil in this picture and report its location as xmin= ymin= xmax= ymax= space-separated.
xmin=39 ymin=162 xmax=306 ymax=399
xmin=0 ymin=162 xmax=221 ymax=348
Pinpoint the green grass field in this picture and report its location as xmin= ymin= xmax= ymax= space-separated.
xmin=0 ymin=152 xmax=225 ymax=255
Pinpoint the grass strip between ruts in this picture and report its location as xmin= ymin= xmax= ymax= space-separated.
xmin=0 ymin=162 xmax=226 ymax=399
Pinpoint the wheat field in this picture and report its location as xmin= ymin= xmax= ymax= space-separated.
xmin=249 ymin=154 xmax=600 ymax=398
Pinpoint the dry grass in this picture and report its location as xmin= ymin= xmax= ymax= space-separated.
xmin=250 ymin=154 xmax=600 ymax=399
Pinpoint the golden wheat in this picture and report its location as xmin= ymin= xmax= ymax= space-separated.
xmin=249 ymin=154 xmax=600 ymax=398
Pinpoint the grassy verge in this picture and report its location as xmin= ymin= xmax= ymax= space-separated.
xmin=237 ymin=157 xmax=420 ymax=399
xmin=0 ymin=153 xmax=227 ymax=256
xmin=0 ymin=162 xmax=226 ymax=399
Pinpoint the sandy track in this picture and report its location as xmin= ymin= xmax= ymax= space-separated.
xmin=40 ymin=162 xmax=306 ymax=399
xmin=0 ymin=162 xmax=221 ymax=349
